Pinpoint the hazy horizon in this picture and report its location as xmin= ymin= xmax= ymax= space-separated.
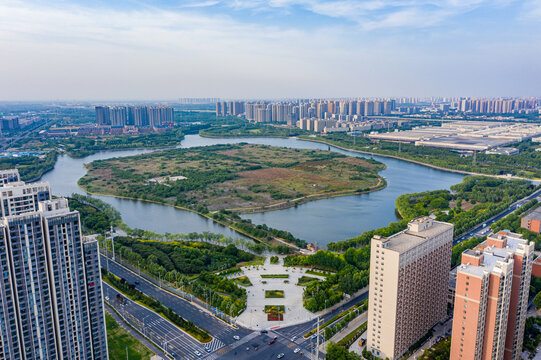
xmin=1 ymin=0 xmax=540 ymax=101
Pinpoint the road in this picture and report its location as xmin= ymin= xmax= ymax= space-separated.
xmin=104 ymin=283 xmax=225 ymax=360
xmin=453 ymin=187 xmax=541 ymax=245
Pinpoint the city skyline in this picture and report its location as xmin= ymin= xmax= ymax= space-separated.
xmin=1 ymin=0 xmax=541 ymax=100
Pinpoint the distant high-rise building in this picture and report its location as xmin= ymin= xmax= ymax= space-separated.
xmin=95 ymin=106 xmax=111 ymax=125
xmin=0 ymin=170 xmax=107 ymax=360
xmin=0 ymin=116 xmax=20 ymax=132
xmin=450 ymin=231 xmax=534 ymax=360
xmin=366 ymin=217 xmax=453 ymax=360
xmin=110 ymin=106 xmax=127 ymax=126
xmin=148 ymin=106 xmax=174 ymax=127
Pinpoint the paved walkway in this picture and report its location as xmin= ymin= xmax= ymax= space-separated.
xmin=319 ymin=312 xmax=367 ymax=355
xmin=234 ymin=256 xmax=325 ymax=330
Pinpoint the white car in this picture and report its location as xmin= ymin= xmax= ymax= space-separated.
xmin=233 ymin=335 xmax=240 ymax=340
xmin=294 ymin=348 xmax=300 ymax=353
xmin=291 ymin=336 xmax=297 ymax=342
xmin=194 ymin=350 xmax=202 ymax=357
xmin=277 ymin=353 xmax=285 ymax=359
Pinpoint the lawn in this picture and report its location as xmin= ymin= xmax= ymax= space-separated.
xmin=234 ymin=275 xmax=253 ymax=286
xmin=265 ymin=290 xmax=285 ymax=298
xmin=297 ymin=276 xmax=319 ymax=286
xmin=106 ymin=313 xmax=154 ymax=360
xmin=261 ymin=274 xmax=289 ymax=278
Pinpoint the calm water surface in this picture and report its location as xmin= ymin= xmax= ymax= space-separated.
xmin=41 ymin=135 xmax=464 ymax=247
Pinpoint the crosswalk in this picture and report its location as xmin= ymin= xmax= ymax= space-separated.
xmin=206 ymin=338 xmax=225 ymax=352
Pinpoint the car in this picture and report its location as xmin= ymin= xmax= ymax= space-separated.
xmin=134 ymin=280 xmax=140 ymax=285
xmin=294 ymin=348 xmax=300 ymax=353
xmin=261 ymin=330 xmax=268 ymax=334
xmin=205 ymin=346 xmax=211 ymax=353
xmin=268 ymin=339 xmax=276 ymax=345
xmin=105 ymin=296 xmax=110 ymax=301
xmin=194 ymin=350 xmax=202 ymax=357
xmin=291 ymin=336 xmax=297 ymax=342
xmin=311 ymin=334 xmax=317 ymax=339
xmin=233 ymin=335 xmax=240 ymax=340
xmin=274 ymin=336 xmax=278 ymax=340
xmin=277 ymin=353 xmax=285 ymax=359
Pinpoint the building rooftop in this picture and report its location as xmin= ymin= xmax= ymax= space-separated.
xmin=522 ymin=207 xmax=541 ymax=222
xmin=376 ymin=217 xmax=454 ymax=253
xmin=458 ymin=232 xmax=533 ymax=277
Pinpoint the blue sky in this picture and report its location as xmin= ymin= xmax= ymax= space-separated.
xmin=0 ymin=0 xmax=540 ymax=100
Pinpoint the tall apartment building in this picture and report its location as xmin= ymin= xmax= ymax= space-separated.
xmin=0 ymin=170 xmax=107 ymax=360
xmin=95 ymin=106 xmax=110 ymax=125
xmin=367 ymin=217 xmax=454 ymax=359
xmin=96 ymin=105 xmax=172 ymax=128
xmin=450 ymin=231 xmax=534 ymax=360
xmin=110 ymin=106 xmax=127 ymax=126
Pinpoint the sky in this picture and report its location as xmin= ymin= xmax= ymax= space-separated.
xmin=0 ymin=0 xmax=540 ymax=100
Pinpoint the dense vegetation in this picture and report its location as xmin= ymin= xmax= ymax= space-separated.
xmin=68 ymin=194 xmax=121 ymax=234
xmin=523 ymin=317 xmax=541 ymax=354
xmin=396 ymin=176 xmax=535 ymax=237
xmin=420 ymin=338 xmax=451 ymax=360
xmin=0 ymin=151 xmax=57 ymax=181
xmin=58 ymin=128 xmax=185 ymax=157
xmin=490 ymin=199 xmax=541 ymax=250
xmin=326 ymin=342 xmax=362 ymax=360
xmin=285 ymin=248 xmax=370 ymax=311
xmin=105 ymin=313 xmax=153 ymax=360
xmin=307 ymin=133 xmax=541 ymax=179
xmin=105 ymin=272 xmax=211 ymax=342
xmin=111 ymin=237 xmax=253 ymax=316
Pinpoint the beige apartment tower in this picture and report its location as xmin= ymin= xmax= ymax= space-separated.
xmin=450 ymin=231 xmax=534 ymax=360
xmin=366 ymin=217 xmax=454 ymax=359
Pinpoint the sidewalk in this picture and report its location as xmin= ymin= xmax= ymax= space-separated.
xmin=319 ymin=312 xmax=367 ymax=355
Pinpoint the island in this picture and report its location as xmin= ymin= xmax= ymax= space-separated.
xmin=79 ymin=143 xmax=385 ymax=214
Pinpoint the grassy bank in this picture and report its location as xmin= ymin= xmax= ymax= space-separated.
xmin=105 ymin=313 xmax=154 ymax=360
